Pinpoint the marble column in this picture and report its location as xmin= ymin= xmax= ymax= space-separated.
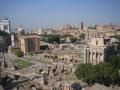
xmin=90 ymin=50 xmax=93 ymax=63
xmin=95 ymin=51 xmax=97 ymax=64
xmin=84 ymin=49 xmax=86 ymax=63
xmin=98 ymin=51 xmax=100 ymax=63
xmin=88 ymin=50 xmax=90 ymax=63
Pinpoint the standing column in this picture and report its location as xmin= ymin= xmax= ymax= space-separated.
xmin=86 ymin=49 xmax=90 ymax=63
xmin=86 ymin=50 xmax=88 ymax=63
xmin=84 ymin=49 xmax=86 ymax=63
xmin=98 ymin=51 xmax=100 ymax=63
xmin=92 ymin=51 xmax=96 ymax=64
xmin=101 ymin=51 xmax=104 ymax=62
xmin=90 ymin=50 xmax=93 ymax=63
xmin=95 ymin=51 xmax=97 ymax=64
xmin=92 ymin=50 xmax=95 ymax=63
xmin=88 ymin=50 xmax=90 ymax=63
xmin=36 ymin=38 xmax=38 ymax=52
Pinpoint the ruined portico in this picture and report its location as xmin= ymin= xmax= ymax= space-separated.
xmin=83 ymin=37 xmax=114 ymax=64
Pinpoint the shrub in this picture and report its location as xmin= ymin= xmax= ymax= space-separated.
xmin=15 ymin=49 xmax=23 ymax=57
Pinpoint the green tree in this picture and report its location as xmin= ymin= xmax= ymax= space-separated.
xmin=108 ymin=55 xmax=120 ymax=69
xmin=75 ymin=64 xmax=96 ymax=86
xmin=96 ymin=63 xmax=113 ymax=85
xmin=75 ymin=62 xmax=119 ymax=86
xmin=110 ymin=35 xmax=120 ymax=41
xmin=75 ymin=64 xmax=93 ymax=81
xmin=47 ymin=34 xmax=60 ymax=43
xmin=40 ymin=34 xmax=60 ymax=43
xmin=15 ymin=49 xmax=23 ymax=57
xmin=70 ymin=37 xmax=77 ymax=43
xmin=110 ymin=70 xmax=119 ymax=88
xmin=40 ymin=35 xmax=48 ymax=42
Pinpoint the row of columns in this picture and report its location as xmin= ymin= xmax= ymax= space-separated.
xmin=84 ymin=48 xmax=104 ymax=64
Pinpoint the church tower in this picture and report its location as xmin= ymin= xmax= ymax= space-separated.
xmin=81 ymin=21 xmax=84 ymax=30
xmin=79 ymin=21 xmax=85 ymax=31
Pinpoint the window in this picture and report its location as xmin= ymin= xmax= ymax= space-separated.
xmin=4 ymin=25 xmax=8 ymax=30
xmin=96 ymin=41 xmax=98 ymax=45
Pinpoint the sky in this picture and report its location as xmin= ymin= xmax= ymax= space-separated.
xmin=0 ymin=0 xmax=120 ymax=30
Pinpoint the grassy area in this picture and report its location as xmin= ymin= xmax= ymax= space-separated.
xmin=12 ymin=59 xmax=32 ymax=69
xmin=39 ymin=59 xmax=53 ymax=64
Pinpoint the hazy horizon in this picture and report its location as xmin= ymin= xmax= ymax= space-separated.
xmin=0 ymin=0 xmax=120 ymax=30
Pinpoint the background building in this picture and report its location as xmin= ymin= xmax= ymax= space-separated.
xmin=83 ymin=37 xmax=114 ymax=64
xmin=11 ymin=34 xmax=40 ymax=54
xmin=0 ymin=17 xmax=11 ymax=34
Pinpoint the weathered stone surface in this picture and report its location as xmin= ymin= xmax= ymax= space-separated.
xmin=0 ymin=85 xmax=4 ymax=90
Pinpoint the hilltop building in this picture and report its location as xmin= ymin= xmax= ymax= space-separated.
xmin=0 ymin=17 xmax=11 ymax=34
xmin=61 ymin=24 xmax=80 ymax=37
xmin=32 ymin=28 xmax=54 ymax=35
xmin=96 ymin=24 xmax=114 ymax=31
xmin=61 ymin=22 xmax=88 ymax=38
xmin=14 ymin=25 xmax=25 ymax=35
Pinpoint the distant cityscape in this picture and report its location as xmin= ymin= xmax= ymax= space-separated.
xmin=0 ymin=16 xmax=120 ymax=90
